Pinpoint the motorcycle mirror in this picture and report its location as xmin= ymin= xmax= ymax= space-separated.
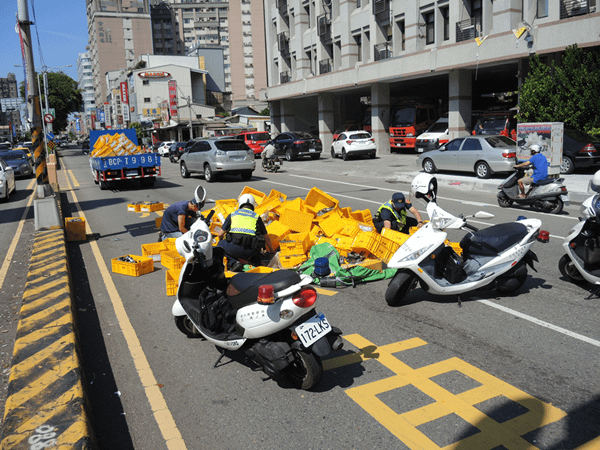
xmin=472 ymin=211 xmax=494 ymax=219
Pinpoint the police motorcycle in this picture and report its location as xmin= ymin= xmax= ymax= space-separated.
xmin=385 ymin=174 xmax=549 ymax=307
xmin=171 ymin=194 xmax=344 ymax=390
xmin=261 ymin=142 xmax=282 ymax=173
xmin=496 ymin=145 xmax=568 ymax=214
xmin=559 ymin=171 xmax=600 ymax=298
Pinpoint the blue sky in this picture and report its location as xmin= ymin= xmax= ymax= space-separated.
xmin=0 ymin=0 xmax=88 ymax=88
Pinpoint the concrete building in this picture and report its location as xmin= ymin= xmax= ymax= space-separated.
xmin=77 ymin=52 xmax=96 ymax=132
xmin=263 ymin=0 xmax=600 ymax=153
xmin=0 ymin=74 xmax=22 ymax=142
xmin=86 ymin=0 xmax=155 ymax=107
xmin=151 ymin=1 xmax=185 ymax=55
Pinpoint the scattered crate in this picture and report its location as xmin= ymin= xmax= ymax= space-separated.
xmin=111 ymin=255 xmax=154 ymax=277
xmin=141 ymin=242 xmax=167 ymax=262
xmin=127 ymin=202 xmax=142 ymax=212
xmin=140 ymin=201 xmax=164 ymax=212
xmin=65 ymin=217 xmax=86 ymax=241
xmin=161 ymin=250 xmax=185 ymax=270
xmin=166 ymin=269 xmax=181 ymax=296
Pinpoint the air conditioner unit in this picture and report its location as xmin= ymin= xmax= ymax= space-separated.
xmin=317 ymin=15 xmax=330 ymax=37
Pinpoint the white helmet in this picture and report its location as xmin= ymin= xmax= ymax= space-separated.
xmin=192 ymin=185 xmax=206 ymax=208
xmin=238 ymin=193 xmax=256 ymax=209
xmin=590 ymin=170 xmax=600 ymax=193
xmin=530 ymin=144 xmax=541 ymax=153
xmin=411 ymin=173 xmax=438 ymax=203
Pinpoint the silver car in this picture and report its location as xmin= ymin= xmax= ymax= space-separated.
xmin=0 ymin=157 xmax=16 ymax=202
xmin=417 ymin=135 xmax=517 ymax=179
xmin=179 ymin=137 xmax=256 ymax=182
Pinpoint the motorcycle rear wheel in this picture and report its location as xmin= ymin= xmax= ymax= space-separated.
xmin=385 ymin=271 xmax=418 ymax=306
xmin=558 ymin=254 xmax=586 ymax=283
xmin=496 ymin=271 xmax=527 ymax=293
xmin=497 ymin=192 xmax=513 ymax=208
xmin=546 ymin=197 xmax=564 ymax=214
xmin=284 ymin=350 xmax=322 ymax=390
xmin=175 ymin=316 xmax=201 ymax=338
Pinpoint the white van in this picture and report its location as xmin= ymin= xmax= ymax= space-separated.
xmin=415 ymin=116 xmax=449 ymax=153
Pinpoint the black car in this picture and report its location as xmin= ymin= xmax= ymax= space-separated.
xmin=1 ymin=149 xmax=33 ymax=178
xmin=561 ymin=128 xmax=600 ymax=174
xmin=168 ymin=141 xmax=187 ymax=163
xmin=271 ymin=131 xmax=322 ymax=161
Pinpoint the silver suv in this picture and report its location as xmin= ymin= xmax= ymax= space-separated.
xmin=179 ymin=137 xmax=256 ymax=182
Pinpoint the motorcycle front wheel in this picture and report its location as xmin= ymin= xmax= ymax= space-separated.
xmin=558 ymin=254 xmax=586 ymax=283
xmin=385 ymin=271 xmax=418 ymax=306
xmin=175 ymin=316 xmax=202 ymax=338
xmin=284 ymin=350 xmax=322 ymax=390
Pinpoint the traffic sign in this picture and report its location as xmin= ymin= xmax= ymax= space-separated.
xmin=44 ymin=114 xmax=54 ymax=124
xmin=46 ymin=132 xmax=55 ymax=140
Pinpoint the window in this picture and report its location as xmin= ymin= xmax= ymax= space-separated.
xmin=144 ymin=97 xmax=151 ymax=103
xmin=462 ymin=138 xmax=482 ymax=151
xmin=537 ymin=0 xmax=548 ymax=18
xmin=424 ymin=11 xmax=434 ymax=45
xmin=397 ymin=20 xmax=405 ymax=51
xmin=143 ymin=80 xmax=149 ymax=85
xmin=354 ymin=35 xmax=362 ymax=62
xmin=441 ymin=7 xmax=449 ymax=41
xmin=446 ymin=138 xmax=465 ymax=151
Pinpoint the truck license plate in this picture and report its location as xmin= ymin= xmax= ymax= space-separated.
xmin=295 ymin=313 xmax=331 ymax=347
xmin=126 ymin=170 xmax=138 ymax=176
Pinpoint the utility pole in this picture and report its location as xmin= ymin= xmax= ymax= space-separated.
xmin=17 ymin=0 xmax=46 ymax=186
xmin=187 ymin=96 xmax=193 ymax=140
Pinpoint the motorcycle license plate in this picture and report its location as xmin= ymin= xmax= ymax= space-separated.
xmin=295 ymin=313 xmax=331 ymax=347
xmin=561 ymin=194 xmax=569 ymax=203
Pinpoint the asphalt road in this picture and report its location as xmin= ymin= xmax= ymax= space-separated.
xmin=2 ymin=145 xmax=599 ymax=449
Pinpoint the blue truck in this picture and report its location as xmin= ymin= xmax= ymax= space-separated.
xmin=89 ymin=129 xmax=161 ymax=190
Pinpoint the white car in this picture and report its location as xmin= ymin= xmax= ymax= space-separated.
xmin=416 ymin=117 xmax=449 ymax=153
xmin=0 ymin=157 xmax=16 ymax=202
xmin=330 ymin=131 xmax=376 ymax=161
xmin=157 ymin=141 xmax=174 ymax=156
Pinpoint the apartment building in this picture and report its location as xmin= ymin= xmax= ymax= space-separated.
xmin=263 ymin=0 xmax=600 ymax=152
xmin=77 ymin=52 xmax=96 ymax=131
xmin=0 ymin=74 xmax=22 ymax=142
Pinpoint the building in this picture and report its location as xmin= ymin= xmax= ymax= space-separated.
xmin=150 ymin=1 xmax=185 ymax=55
xmin=263 ymin=0 xmax=600 ymax=153
xmin=77 ymin=51 xmax=96 ymax=133
xmin=0 ymin=74 xmax=22 ymax=142
xmin=86 ymin=0 xmax=155 ymax=107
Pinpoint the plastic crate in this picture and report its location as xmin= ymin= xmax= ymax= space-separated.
xmin=350 ymin=209 xmax=374 ymax=226
xmin=163 ymin=238 xmax=177 ymax=252
xmin=239 ymin=186 xmax=267 ymax=205
xmin=317 ymin=211 xmax=346 ymax=237
xmin=352 ymin=231 xmax=381 ymax=255
xmin=267 ymin=189 xmax=287 ymax=202
xmin=140 ymin=201 xmax=164 ymax=212
xmin=446 ymin=241 xmax=463 ymax=256
xmin=280 ymin=232 xmax=311 ymax=254
xmin=279 ymin=207 xmax=314 ymax=233
xmin=246 ymin=266 xmax=275 ymax=273
xmin=161 ymin=250 xmax=185 ymax=270
xmin=111 ymin=255 xmax=154 ymax=277
xmin=332 ymin=234 xmax=354 ymax=254
xmin=127 ymin=203 xmax=142 ymax=212
xmin=342 ymin=258 xmax=383 ymax=272
xmin=304 ymin=187 xmax=339 ymax=213
xmin=166 ymin=269 xmax=181 ymax=296
xmin=381 ymin=227 xmax=410 ymax=247
xmin=266 ymin=221 xmax=291 ymax=250
xmin=279 ymin=253 xmax=309 ymax=269
xmin=141 ymin=242 xmax=168 ymax=261
xmin=65 ymin=217 xmax=86 ymax=241
xmin=155 ymin=217 xmax=162 ymax=229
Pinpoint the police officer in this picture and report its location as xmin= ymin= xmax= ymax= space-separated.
xmin=217 ymin=194 xmax=273 ymax=266
xmin=373 ymin=192 xmax=423 ymax=234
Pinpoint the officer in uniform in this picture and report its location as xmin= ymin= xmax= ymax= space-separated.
xmin=217 ymin=194 xmax=273 ymax=266
xmin=373 ymin=192 xmax=423 ymax=234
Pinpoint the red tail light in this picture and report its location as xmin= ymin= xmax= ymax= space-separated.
xmin=292 ymin=288 xmax=317 ymax=308
xmin=346 ymin=140 xmax=354 ymax=145
xmin=503 ymin=152 xmax=516 ymax=158
xmin=370 ymin=138 xmax=375 ymax=142
xmin=293 ymin=140 xmax=306 ymax=145
xmin=580 ymin=144 xmax=597 ymax=154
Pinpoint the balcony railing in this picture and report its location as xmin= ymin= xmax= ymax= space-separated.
xmin=560 ymin=0 xmax=596 ymax=18
xmin=280 ymin=71 xmax=290 ymax=84
xmin=455 ymin=17 xmax=477 ymax=43
xmin=319 ymin=58 xmax=332 ymax=74
xmin=374 ymin=42 xmax=392 ymax=61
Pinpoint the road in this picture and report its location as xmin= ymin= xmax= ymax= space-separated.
xmin=3 ymin=145 xmax=600 ymax=449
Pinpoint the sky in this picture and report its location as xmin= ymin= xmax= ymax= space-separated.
xmin=0 ymin=0 xmax=89 ymax=88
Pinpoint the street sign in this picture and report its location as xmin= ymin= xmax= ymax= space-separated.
xmin=44 ymin=114 xmax=54 ymax=124
xmin=46 ymin=132 xmax=55 ymax=140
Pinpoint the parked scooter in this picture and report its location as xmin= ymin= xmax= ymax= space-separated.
xmin=261 ymin=142 xmax=282 ymax=173
xmin=559 ymin=171 xmax=600 ymax=297
xmin=497 ymin=168 xmax=568 ymax=214
xmin=385 ymin=174 xmax=549 ymax=306
xmin=171 ymin=206 xmax=343 ymax=390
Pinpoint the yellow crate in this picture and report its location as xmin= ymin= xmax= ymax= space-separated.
xmin=267 ymin=189 xmax=287 ymax=202
xmin=350 ymin=209 xmax=374 ymax=226
xmin=246 ymin=266 xmax=276 ymax=273
xmin=279 ymin=253 xmax=308 ymax=269
xmin=381 ymin=227 xmax=410 ymax=247
xmin=275 ymin=197 xmax=304 ymax=214
xmin=140 ymin=201 xmax=164 ymax=212
xmin=342 ymin=258 xmax=383 ymax=272
xmin=166 ymin=269 xmax=181 ymax=296
xmin=304 ymin=187 xmax=339 ymax=213
xmin=239 ymin=186 xmax=267 ymax=204
xmin=255 ymin=195 xmax=283 ymax=216
xmin=446 ymin=241 xmax=463 ymax=256
xmin=266 ymin=221 xmax=291 ymax=250
xmin=352 ymin=231 xmax=381 ymax=255
xmin=111 ymin=255 xmax=154 ymax=277
xmin=142 ymin=242 xmax=168 ymax=262
xmin=309 ymin=225 xmax=325 ymax=242
xmin=155 ymin=217 xmax=162 ymax=228
xmin=339 ymin=207 xmax=352 ymax=218
xmin=280 ymin=232 xmax=311 ymax=254
xmin=279 ymin=207 xmax=314 ymax=233
xmin=317 ymin=211 xmax=346 ymax=237
xmin=332 ymin=234 xmax=354 ymax=254
xmin=127 ymin=203 xmax=142 ymax=212
xmin=163 ymin=238 xmax=177 ymax=252
xmin=65 ymin=217 xmax=86 ymax=241
xmin=374 ymin=235 xmax=397 ymax=263
xmin=161 ymin=250 xmax=185 ymax=270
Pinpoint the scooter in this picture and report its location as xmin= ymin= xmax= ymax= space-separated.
xmin=171 ymin=207 xmax=343 ymax=390
xmin=497 ymin=168 xmax=568 ymax=214
xmin=385 ymin=174 xmax=549 ymax=307
xmin=262 ymin=156 xmax=282 ymax=173
xmin=559 ymin=173 xmax=600 ymax=297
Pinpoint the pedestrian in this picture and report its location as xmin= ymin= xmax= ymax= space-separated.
xmin=373 ymin=192 xmax=423 ymax=234
xmin=160 ymin=187 xmax=206 ymax=240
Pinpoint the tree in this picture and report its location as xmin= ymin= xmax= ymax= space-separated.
xmin=518 ymin=45 xmax=600 ymax=135
xmin=20 ymin=72 xmax=83 ymax=132
xmin=130 ymin=122 xmax=145 ymax=143
xmin=260 ymin=108 xmax=270 ymax=116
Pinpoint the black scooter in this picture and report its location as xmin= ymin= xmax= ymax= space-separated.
xmin=497 ymin=168 xmax=568 ymax=214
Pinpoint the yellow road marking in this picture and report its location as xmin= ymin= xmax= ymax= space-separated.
xmin=0 ymin=178 xmax=36 ymax=290
xmin=67 ymin=169 xmax=79 ymax=187
xmin=62 ymin=168 xmax=188 ymax=450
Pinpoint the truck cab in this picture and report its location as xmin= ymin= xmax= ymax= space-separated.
xmin=389 ymin=103 xmax=439 ymax=152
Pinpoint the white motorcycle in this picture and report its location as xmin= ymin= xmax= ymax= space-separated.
xmin=385 ymin=174 xmax=549 ymax=306
xmin=171 ymin=201 xmax=343 ymax=390
xmin=559 ymin=171 xmax=600 ymax=298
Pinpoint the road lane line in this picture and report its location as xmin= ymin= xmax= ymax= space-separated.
xmin=478 ymin=299 xmax=600 ymax=348
xmin=0 ymin=178 xmax=36 ymax=291
xmin=62 ymin=168 xmax=188 ymax=450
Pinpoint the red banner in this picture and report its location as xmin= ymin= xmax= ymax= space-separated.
xmin=168 ymin=80 xmax=177 ymax=119
xmin=120 ymin=82 xmax=129 ymax=104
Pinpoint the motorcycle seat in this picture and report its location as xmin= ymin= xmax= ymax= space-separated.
xmin=460 ymin=222 xmax=528 ymax=259
xmin=227 ymin=270 xmax=302 ymax=311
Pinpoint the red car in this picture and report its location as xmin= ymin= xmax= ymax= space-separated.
xmin=236 ymin=131 xmax=271 ymax=156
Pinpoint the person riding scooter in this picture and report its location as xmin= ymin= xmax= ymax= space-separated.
xmin=261 ymin=142 xmax=280 ymax=172
xmin=515 ymin=144 xmax=548 ymax=198
xmin=217 ymin=193 xmax=273 ymax=268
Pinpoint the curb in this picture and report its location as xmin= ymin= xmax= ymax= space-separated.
xmin=1 ymin=193 xmax=94 ymax=448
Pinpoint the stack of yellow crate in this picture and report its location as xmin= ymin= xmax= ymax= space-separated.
xmin=91 ymin=133 xmax=145 ymax=157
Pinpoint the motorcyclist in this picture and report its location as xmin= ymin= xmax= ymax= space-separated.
xmin=515 ymin=144 xmax=548 ymax=198
xmin=217 ymin=194 xmax=273 ymax=267
xmin=373 ymin=192 xmax=423 ymax=234
xmin=261 ymin=142 xmax=277 ymax=171
xmin=160 ymin=186 xmax=206 ymax=240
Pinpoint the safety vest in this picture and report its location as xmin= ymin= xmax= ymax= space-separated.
xmin=229 ymin=208 xmax=259 ymax=235
xmin=377 ymin=201 xmax=407 ymax=226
